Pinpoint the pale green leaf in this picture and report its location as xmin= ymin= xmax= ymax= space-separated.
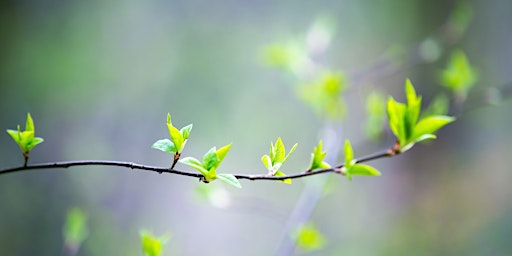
xmin=404 ymin=79 xmax=422 ymax=137
xmin=261 ymin=155 xmax=272 ymax=170
xmin=180 ymin=124 xmax=193 ymax=140
xmin=273 ymin=137 xmax=285 ymax=163
xmin=25 ymin=113 xmax=35 ymax=132
xmin=294 ymin=223 xmax=326 ymax=252
xmin=344 ymin=140 xmax=354 ymax=167
xmin=387 ymin=97 xmax=407 ymax=144
xmin=283 ymin=143 xmax=298 ymax=163
xmin=413 ymin=134 xmax=437 ymax=144
xmin=167 ymin=124 xmax=184 ymax=153
xmin=6 ymin=129 xmax=20 ymax=145
xmin=347 ymin=164 xmax=381 ymax=177
xmin=180 ymin=157 xmax=209 ymax=177
xmin=140 ymin=230 xmax=168 ymax=256
xmin=412 ymin=115 xmax=455 ymax=142
xmin=309 ymin=141 xmax=330 ymax=170
xmin=151 ymin=139 xmax=177 ymax=154
xmin=202 ymin=147 xmax=219 ymax=171
xmin=25 ymin=137 xmax=44 ymax=152
xmin=216 ymin=143 xmax=232 ymax=164
xmin=63 ymin=207 xmax=89 ymax=251
xmin=217 ymin=174 xmax=242 ymax=189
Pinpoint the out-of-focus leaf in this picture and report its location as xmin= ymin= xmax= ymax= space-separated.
xmin=63 ymin=207 xmax=88 ymax=254
xmin=440 ymin=50 xmax=477 ymax=97
xmin=140 ymin=230 xmax=168 ymax=256
xmin=294 ymin=223 xmax=326 ymax=252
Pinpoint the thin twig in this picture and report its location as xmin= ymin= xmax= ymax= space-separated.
xmin=0 ymin=148 xmax=394 ymax=181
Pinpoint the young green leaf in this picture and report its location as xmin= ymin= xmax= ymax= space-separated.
xmin=6 ymin=113 xmax=44 ymax=155
xmin=180 ymin=124 xmax=193 ymax=140
xmin=167 ymin=124 xmax=184 ymax=153
xmin=347 ymin=164 xmax=381 ymax=177
xmin=412 ymin=116 xmax=456 ymax=142
xmin=294 ymin=223 xmax=326 ymax=252
xmin=217 ymin=173 xmax=242 ymax=189
xmin=283 ymin=143 xmax=298 ymax=163
xmin=309 ymin=140 xmax=331 ymax=171
xmin=180 ymin=157 xmax=209 ymax=177
xmin=63 ymin=207 xmax=89 ymax=254
xmin=344 ymin=140 xmax=354 ymax=168
xmin=273 ymin=137 xmax=286 ymax=163
xmin=261 ymin=155 xmax=272 ymax=170
xmin=216 ymin=143 xmax=232 ymax=164
xmin=387 ymin=79 xmax=455 ymax=152
xmin=202 ymin=147 xmax=219 ymax=171
xmin=140 ymin=230 xmax=168 ymax=256
xmin=151 ymin=139 xmax=177 ymax=154
xmin=440 ymin=50 xmax=477 ymax=97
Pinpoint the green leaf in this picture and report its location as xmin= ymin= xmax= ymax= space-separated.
xmin=216 ymin=143 xmax=232 ymax=164
xmin=309 ymin=140 xmax=331 ymax=170
xmin=347 ymin=164 xmax=381 ymax=177
xmin=25 ymin=113 xmax=35 ymax=132
xmin=202 ymin=147 xmax=219 ymax=171
xmin=413 ymin=134 xmax=437 ymax=144
xmin=25 ymin=137 xmax=44 ymax=152
xmin=440 ymin=50 xmax=477 ymax=96
xmin=294 ymin=223 xmax=326 ymax=252
xmin=405 ymin=79 xmax=422 ymax=138
xmin=63 ymin=207 xmax=89 ymax=252
xmin=180 ymin=157 xmax=209 ymax=177
xmin=180 ymin=124 xmax=193 ymax=140
xmin=152 ymin=139 xmax=177 ymax=154
xmin=387 ymin=97 xmax=407 ymax=145
xmin=261 ymin=155 xmax=272 ymax=170
xmin=412 ymin=115 xmax=455 ymax=142
xmin=217 ymin=173 xmax=242 ymax=189
xmin=6 ymin=129 xmax=21 ymax=145
xmin=274 ymin=170 xmax=292 ymax=184
xmin=283 ymin=143 xmax=298 ymax=163
xmin=140 ymin=230 xmax=168 ymax=256
xmin=273 ymin=137 xmax=286 ymax=163
xmin=344 ymin=140 xmax=354 ymax=168
xmin=167 ymin=124 xmax=184 ymax=153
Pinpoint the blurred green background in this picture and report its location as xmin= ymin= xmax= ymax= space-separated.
xmin=1 ymin=0 xmax=511 ymax=255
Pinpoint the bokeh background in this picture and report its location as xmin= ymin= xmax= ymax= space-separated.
xmin=1 ymin=0 xmax=511 ymax=255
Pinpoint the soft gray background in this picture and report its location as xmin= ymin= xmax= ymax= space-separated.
xmin=0 ymin=0 xmax=511 ymax=255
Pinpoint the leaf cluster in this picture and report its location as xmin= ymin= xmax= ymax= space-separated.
xmin=152 ymin=113 xmax=193 ymax=155
xmin=387 ymin=79 xmax=455 ymax=152
xmin=6 ymin=113 xmax=44 ymax=157
xmin=261 ymin=137 xmax=297 ymax=184
xmin=342 ymin=140 xmax=380 ymax=181
xmin=180 ymin=144 xmax=241 ymax=188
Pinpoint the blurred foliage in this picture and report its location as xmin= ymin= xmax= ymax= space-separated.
xmin=440 ymin=50 xmax=477 ymax=99
xmin=140 ymin=230 xmax=168 ymax=256
xmin=293 ymin=223 xmax=326 ymax=252
xmin=63 ymin=207 xmax=88 ymax=255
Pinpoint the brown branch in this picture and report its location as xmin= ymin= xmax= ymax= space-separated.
xmin=0 ymin=148 xmax=395 ymax=182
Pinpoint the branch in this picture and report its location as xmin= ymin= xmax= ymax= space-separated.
xmin=0 ymin=148 xmax=396 ymax=182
